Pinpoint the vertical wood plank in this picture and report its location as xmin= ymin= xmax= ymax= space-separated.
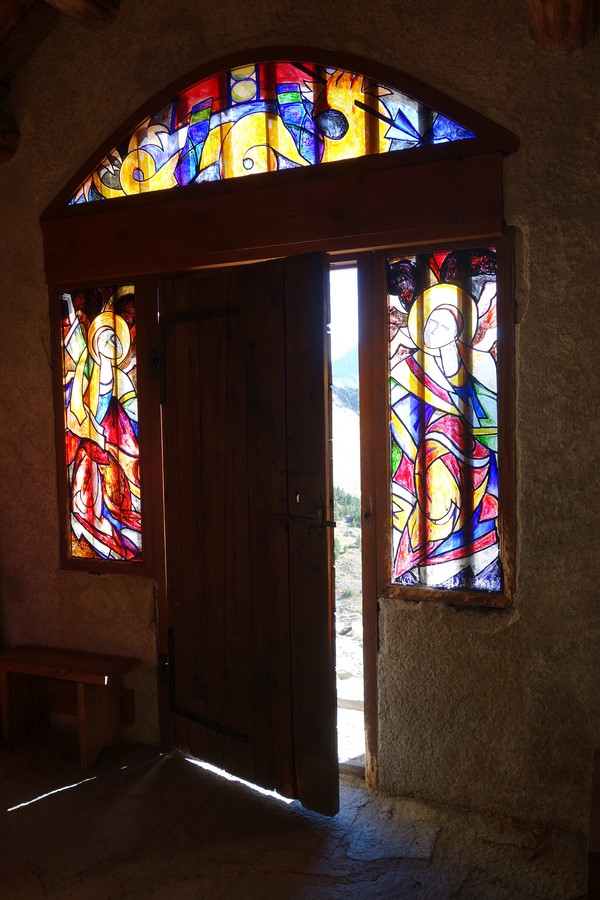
xmin=589 ymin=748 xmax=600 ymax=899
xmin=162 ymin=269 xmax=255 ymax=780
xmin=162 ymin=293 xmax=196 ymax=758
xmin=78 ymin=679 xmax=121 ymax=769
xmin=135 ymin=277 xmax=169 ymax=731
xmin=285 ymin=253 xmax=339 ymax=817
xmin=220 ymin=267 xmax=253 ymax=779
xmin=245 ymin=259 xmax=295 ymax=796
xmin=497 ymin=230 xmax=517 ymax=603
xmin=0 ymin=672 xmax=47 ymax=748
xmin=357 ymin=251 xmax=388 ymax=788
xmin=0 ymin=671 xmax=11 ymax=746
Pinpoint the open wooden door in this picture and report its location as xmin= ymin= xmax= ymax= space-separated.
xmin=160 ymin=254 xmax=338 ymax=815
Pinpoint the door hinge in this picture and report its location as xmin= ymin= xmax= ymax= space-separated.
xmin=150 ymin=346 xmax=163 ymax=378
xmin=158 ymin=653 xmax=169 ymax=684
xmin=150 ymin=346 xmax=167 ymax=403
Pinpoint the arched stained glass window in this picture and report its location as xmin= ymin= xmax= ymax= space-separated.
xmin=68 ymin=61 xmax=476 ymax=204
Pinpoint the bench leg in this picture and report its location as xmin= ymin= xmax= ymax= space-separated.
xmin=0 ymin=670 xmax=12 ymax=748
xmin=0 ymin=671 xmax=46 ymax=748
xmin=77 ymin=680 xmax=122 ymax=769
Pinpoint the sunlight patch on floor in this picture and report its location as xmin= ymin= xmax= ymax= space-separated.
xmin=7 ymin=775 xmax=97 ymax=812
xmin=184 ymin=755 xmax=294 ymax=804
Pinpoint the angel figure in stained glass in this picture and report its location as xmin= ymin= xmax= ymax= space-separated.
xmin=63 ymin=288 xmax=141 ymax=560
xmin=390 ymin=259 xmax=501 ymax=591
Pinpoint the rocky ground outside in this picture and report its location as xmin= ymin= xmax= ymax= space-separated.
xmin=334 ymin=522 xmax=363 ymax=706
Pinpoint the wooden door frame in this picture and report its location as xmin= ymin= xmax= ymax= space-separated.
xmin=43 ymin=47 xmax=519 ymax=787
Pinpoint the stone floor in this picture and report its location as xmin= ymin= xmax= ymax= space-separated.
xmin=0 ymin=732 xmax=588 ymax=899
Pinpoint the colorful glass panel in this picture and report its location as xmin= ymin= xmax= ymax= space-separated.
xmin=388 ymin=248 xmax=501 ymax=592
xmin=68 ymin=62 xmax=476 ymax=204
xmin=61 ymin=286 xmax=142 ymax=561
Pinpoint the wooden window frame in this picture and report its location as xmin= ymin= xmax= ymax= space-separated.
xmin=358 ymin=236 xmax=516 ymax=613
xmin=49 ymin=279 xmax=161 ymax=576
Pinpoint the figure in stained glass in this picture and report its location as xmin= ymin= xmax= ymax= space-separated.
xmin=388 ymin=249 xmax=501 ymax=592
xmin=61 ymin=286 xmax=142 ymax=561
xmin=68 ymin=61 xmax=476 ymax=204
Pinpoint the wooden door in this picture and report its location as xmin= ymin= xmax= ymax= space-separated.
xmin=160 ymin=255 xmax=338 ymax=815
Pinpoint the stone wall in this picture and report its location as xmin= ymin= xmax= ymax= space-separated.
xmin=0 ymin=0 xmax=598 ymax=829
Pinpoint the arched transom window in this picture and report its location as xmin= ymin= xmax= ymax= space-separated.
xmin=69 ymin=60 xmax=476 ymax=204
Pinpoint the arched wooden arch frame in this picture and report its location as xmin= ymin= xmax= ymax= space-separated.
xmin=43 ymin=48 xmax=518 ymax=780
xmin=42 ymin=47 xmax=518 ymax=281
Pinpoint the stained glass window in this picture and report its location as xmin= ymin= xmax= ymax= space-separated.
xmin=68 ymin=62 xmax=476 ymax=204
xmin=60 ymin=285 xmax=142 ymax=561
xmin=388 ymin=248 xmax=501 ymax=593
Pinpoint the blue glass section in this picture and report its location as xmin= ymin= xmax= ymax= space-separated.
xmin=430 ymin=114 xmax=476 ymax=143
xmin=435 ymin=510 xmax=496 ymax=558
xmin=487 ymin=453 xmax=499 ymax=497
xmin=471 ymin=558 xmax=503 ymax=591
xmin=175 ymin=99 xmax=211 ymax=187
xmin=384 ymin=106 xmax=421 ymax=144
xmin=276 ymin=83 xmax=322 ymax=165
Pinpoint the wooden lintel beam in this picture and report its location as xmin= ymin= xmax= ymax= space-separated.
xmin=525 ymin=0 xmax=598 ymax=51
xmin=42 ymin=0 xmax=120 ymax=29
xmin=0 ymin=110 xmax=20 ymax=163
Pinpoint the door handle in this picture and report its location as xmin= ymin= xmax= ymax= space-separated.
xmin=272 ymin=503 xmax=336 ymax=529
xmin=273 ymin=514 xmax=336 ymax=528
xmin=314 ymin=501 xmax=336 ymax=528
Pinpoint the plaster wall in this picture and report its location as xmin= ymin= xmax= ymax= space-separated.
xmin=0 ymin=0 xmax=598 ymax=829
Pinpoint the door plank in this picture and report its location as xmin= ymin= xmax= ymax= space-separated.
xmin=357 ymin=252 xmax=387 ymax=788
xmin=162 ymin=271 xmax=254 ymax=778
xmin=285 ymin=254 xmax=339 ymax=816
xmin=245 ymin=260 xmax=296 ymax=797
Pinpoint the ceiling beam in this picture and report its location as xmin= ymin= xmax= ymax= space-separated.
xmin=0 ymin=3 xmax=58 ymax=87
xmin=525 ymin=0 xmax=598 ymax=50
xmin=0 ymin=110 xmax=20 ymax=163
xmin=42 ymin=0 xmax=120 ymax=29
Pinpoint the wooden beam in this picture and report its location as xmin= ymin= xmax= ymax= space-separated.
xmin=525 ymin=0 xmax=598 ymax=51
xmin=0 ymin=1 xmax=37 ymax=45
xmin=0 ymin=3 xmax=58 ymax=86
xmin=0 ymin=110 xmax=19 ymax=163
xmin=42 ymin=0 xmax=120 ymax=29
xmin=42 ymin=152 xmax=505 ymax=285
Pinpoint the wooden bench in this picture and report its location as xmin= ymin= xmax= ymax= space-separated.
xmin=0 ymin=645 xmax=141 ymax=769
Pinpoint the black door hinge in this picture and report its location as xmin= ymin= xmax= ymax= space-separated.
xmin=158 ymin=653 xmax=169 ymax=684
xmin=150 ymin=346 xmax=167 ymax=403
xmin=150 ymin=346 xmax=163 ymax=378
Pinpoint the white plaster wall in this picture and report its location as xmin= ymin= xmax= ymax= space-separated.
xmin=0 ymin=0 xmax=598 ymax=827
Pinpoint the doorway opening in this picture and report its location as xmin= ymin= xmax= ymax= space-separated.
xmin=329 ymin=263 xmax=365 ymax=767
